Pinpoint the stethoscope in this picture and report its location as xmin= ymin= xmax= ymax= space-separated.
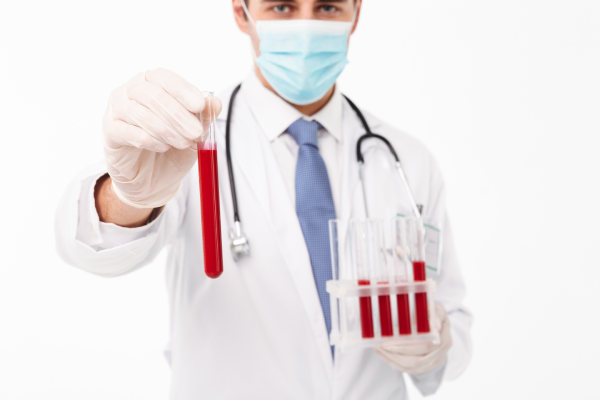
xmin=225 ymin=84 xmax=422 ymax=261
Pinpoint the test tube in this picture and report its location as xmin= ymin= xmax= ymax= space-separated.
xmin=395 ymin=218 xmax=412 ymax=335
xmin=373 ymin=220 xmax=393 ymax=337
xmin=352 ymin=221 xmax=374 ymax=339
xmin=408 ymin=218 xmax=430 ymax=333
xmin=197 ymin=92 xmax=223 ymax=279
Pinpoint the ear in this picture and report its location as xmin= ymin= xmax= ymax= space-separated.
xmin=232 ymin=0 xmax=250 ymax=35
xmin=350 ymin=0 xmax=362 ymax=35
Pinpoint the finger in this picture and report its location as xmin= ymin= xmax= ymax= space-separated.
xmin=400 ymin=345 xmax=447 ymax=374
xmin=385 ymin=352 xmax=430 ymax=372
xmin=106 ymin=120 xmax=170 ymax=153
xmin=375 ymin=348 xmax=437 ymax=375
xmin=381 ymin=342 xmax=436 ymax=356
xmin=406 ymin=355 xmax=445 ymax=375
xmin=434 ymin=302 xmax=447 ymax=332
xmin=440 ymin=315 xmax=453 ymax=349
xmin=164 ymin=146 xmax=200 ymax=171
xmin=113 ymin=99 xmax=192 ymax=150
xmin=397 ymin=320 xmax=453 ymax=373
xmin=126 ymin=80 xmax=203 ymax=143
xmin=197 ymin=95 xmax=223 ymax=120
xmin=416 ymin=354 xmax=446 ymax=374
xmin=145 ymin=68 xmax=206 ymax=113
xmin=196 ymin=96 xmax=223 ymax=137
xmin=212 ymin=96 xmax=223 ymax=118
xmin=374 ymin=348 xmax=406 ymax=373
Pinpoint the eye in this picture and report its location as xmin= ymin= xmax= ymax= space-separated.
xmin=320 ymin=5 xmax=338 ymax=13
xmin=273 ymin=5 xmax=291 ymax=13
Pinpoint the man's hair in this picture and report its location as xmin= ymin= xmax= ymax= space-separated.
xmin=245 ymin=0 xmax=357 ymax=4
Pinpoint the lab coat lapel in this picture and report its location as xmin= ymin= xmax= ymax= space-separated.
xmin=228 ymin=94 xmax=334 ymax=381
xmin=265 ymin=149 xmax=335 ymax=380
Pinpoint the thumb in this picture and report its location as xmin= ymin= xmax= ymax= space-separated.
xmin=434 ymin=302 xmax=447 ymax=332
xmin=196 ymin=96 xmax=223 ymax=144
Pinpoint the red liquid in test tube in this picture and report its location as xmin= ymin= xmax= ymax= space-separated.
xmin=395 ymin=223 xmax=412 ymax=335
xmin=377 ymin=284 xmax=394 ymax=337
xmin=197 ymin=93 xmax=223 ymax=279
xmin=198 ymin=145 xmax=223 ymax=278
xmin=358 ymin=280 xmax=374 ymax=338
xmin=397 ymin=292 xmax=412 ymax=335
xmin=412 ymin=260 xmax=430 ymax=333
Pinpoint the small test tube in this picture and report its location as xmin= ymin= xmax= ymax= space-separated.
xmin=395 ymin=218 xmax=412 ymax=335
xmin=409 ymin=219 xmax=430 ymax=333
xmin=197 ymin=92 xmax=223 ymax=279
xmin=358 ymin=281 xmax=374 ymax=338
xmin=353 ymin=221 xmax=374 ymax=339
xmin=373 ymin=221 xmax=393 ymax=337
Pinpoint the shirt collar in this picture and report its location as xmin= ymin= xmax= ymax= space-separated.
xmin=241 ymin=70 xmax=343 ymax=142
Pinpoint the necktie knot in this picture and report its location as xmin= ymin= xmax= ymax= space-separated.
xmin=286 ymin=119 xmax=323 ymax=148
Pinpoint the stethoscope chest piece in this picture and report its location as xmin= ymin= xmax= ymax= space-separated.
xmin=229 ymin=221 xmax=250 ymax=261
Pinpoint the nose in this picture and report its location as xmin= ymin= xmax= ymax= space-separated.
xmin=297 ymin=3 xmax=317 ymax=19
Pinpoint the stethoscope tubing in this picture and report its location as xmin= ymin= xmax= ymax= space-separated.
xmin=225 ymin=84 xmax=242 ymax=224
xmin=224 ymin=84 xmax=421 ymax=256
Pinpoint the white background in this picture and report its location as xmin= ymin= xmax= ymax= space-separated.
xmin=1 ymin=0 xmax=599 ymax=399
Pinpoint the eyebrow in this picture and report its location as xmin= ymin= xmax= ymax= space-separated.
xmin=261 ymin=0 xmax=349 ymax=3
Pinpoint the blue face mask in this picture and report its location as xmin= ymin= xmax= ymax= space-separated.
xmin=242 ymin=4 xmax=355 ymax=105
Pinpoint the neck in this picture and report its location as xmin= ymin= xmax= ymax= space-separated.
xmin=254 ymin=64 xmax=334 ymax=116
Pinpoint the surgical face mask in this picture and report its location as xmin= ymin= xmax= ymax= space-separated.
xmin=242 ymin=2 xmax=356 ymax=105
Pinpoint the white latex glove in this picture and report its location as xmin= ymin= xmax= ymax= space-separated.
xmin=102 ymin=68 xmax=222 ymax=208
xmin=375 ymin=302 xmax=452 ymax=375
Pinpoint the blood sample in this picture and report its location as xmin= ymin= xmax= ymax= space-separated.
xmin=371 ymin=221 xmax=393 ymax=337
xmin=395 ymin=220 xmax=411 ymax=335
xmin=412 ymin=260 xmax=430 ymax=333
xmin=197 ymin=92 xmax=223 ymax=279
xmin=396 ymin=292 xmax=412 ymax=335
xmin=358 ymin=280 xmax=374 ymax=338
xmin=377 ymin=283 xmax=393 ymax=337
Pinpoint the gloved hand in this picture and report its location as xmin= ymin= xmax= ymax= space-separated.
xmin=102 ymin=68 xmax=222 ymax=208
xmin=375 ymin=302 xmax=452 ymax=375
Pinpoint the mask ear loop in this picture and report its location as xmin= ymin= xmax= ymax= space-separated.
xmin=241 ymin=1 xmax=259 ymax=60
xmin=241 ymin=0 xmax=256 ymax=26
xmin=348 ymin=0 xmax=360 ymax=35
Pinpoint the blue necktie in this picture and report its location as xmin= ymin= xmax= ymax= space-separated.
xmin=287 ymin=119 xmax=337 ymax=343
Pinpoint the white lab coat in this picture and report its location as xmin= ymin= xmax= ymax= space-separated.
xmin=55 ymin=84 xmax=472 ymax=399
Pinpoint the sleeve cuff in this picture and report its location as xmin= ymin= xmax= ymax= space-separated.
xmin=75 ymin=171 xmax=162 ymax=251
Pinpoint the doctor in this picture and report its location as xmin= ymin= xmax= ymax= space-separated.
xmin=55 ymin=0 xmax=472 ymax=398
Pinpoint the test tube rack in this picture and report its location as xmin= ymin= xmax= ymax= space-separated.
xmin=326 ymin=279 xmax=439 ymax=351
xmin=327 ymin=217 xmax=440 ymax=352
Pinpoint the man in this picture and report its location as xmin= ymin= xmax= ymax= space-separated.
xmin=55 ymin=0 xmax=472 ymax=398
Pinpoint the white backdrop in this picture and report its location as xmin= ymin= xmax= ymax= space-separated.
xmin=1 ymin=0 xmax=599 ymax=399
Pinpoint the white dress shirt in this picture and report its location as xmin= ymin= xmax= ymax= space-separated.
xmin=242 ymin=70 xmax=344 ymax=215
